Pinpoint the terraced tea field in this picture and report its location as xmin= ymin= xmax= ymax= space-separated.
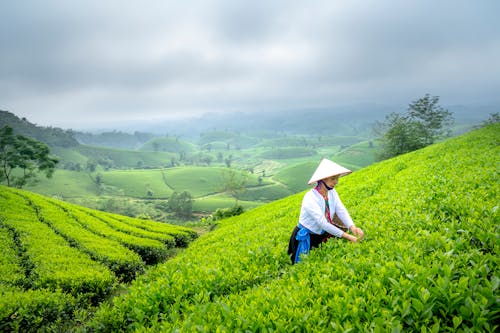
xmin=0 ymin=187 xmax=197 ymax=331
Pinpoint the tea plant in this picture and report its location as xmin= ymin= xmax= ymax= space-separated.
xmin=90 ymin=124 xmax=499 ymax=332
xmin=0 ymin=184 xmax=198 ymax=331
xmin=16 ymin=191 xmax=145 ymax=281
xmin=0 ymin=190 xmax=115 ymax=297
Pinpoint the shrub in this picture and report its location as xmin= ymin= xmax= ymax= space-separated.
xmin=212 ymin=205 xmax=245 ymax=220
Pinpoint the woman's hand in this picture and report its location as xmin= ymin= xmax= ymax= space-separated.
xmin=350 ymin=226 xmax=364 ymax=240
xmin=343 ymin=232 xmax=358 ymax=243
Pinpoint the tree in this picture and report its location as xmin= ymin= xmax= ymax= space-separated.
xmin=86 ymin=159 xmax=97 ymax=173
xmin=480 ymin=112 xmax=500 ymax=127
xmin=221 ymin=169 xmax=248 ymax=204
xmin=407 ymin=94 xmax=453 ymax=145
xmin=168 ymin=191 xmax=193 ymax=219
xmin=217 ymin=152 xmax=223 ymax=163
xmin=225 ymin=154 xmax=233 ymax=168
xmin=375 ymin=94 xmax=453 ymax=160
xmin=0 ymin=126 xmax=59 ymax=187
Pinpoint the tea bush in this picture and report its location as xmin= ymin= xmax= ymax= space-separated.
xmin=90 ymin=124 xmax=499 ymax=332
xmin=0 ymin=185 xmax=197 ymax=330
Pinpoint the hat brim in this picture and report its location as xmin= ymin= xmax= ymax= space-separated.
xmin=307 ymin=158 xmax=352 ymax=184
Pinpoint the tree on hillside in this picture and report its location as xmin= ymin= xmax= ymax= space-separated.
xmin=375 ymin=94 xmax=453 ymax=160
xmin=85 ymin=159 xmax=104 ymax=195
xmin=221 ymin=169 xmax=248 ymax=204
xmin=168 ymin=191 xmax=193 ymax=219
xmin=0 ymin=126 xmax=59 ymax=188
xmin=479 ymin=112 xmax=499 ymax=127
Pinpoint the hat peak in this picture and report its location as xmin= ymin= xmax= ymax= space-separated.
xmin=307 ymin=158 xmax=352 ymax=185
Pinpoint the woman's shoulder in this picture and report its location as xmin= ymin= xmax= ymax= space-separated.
xmin=328 ymin=188 xmax=340 ymax=199
xmin=303 ymin=188 xmax=321 ymax=200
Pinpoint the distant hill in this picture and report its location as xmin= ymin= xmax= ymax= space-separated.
xmin=0 ymin=111 xmax=175 ymax=169
xmin=139 ymin=137 xmax=197 ymax=153
xmin=0 ymin=110 xmax=79 ymax=147
xmin=101 ymin=104 xmax=496 ymax=138
xmin=73 ymin=130 xmax=156 ymax=150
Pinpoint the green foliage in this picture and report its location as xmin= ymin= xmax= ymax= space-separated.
xmin=73 ymin=130 xmax=155 ymax=149
xmin=0 ymin=184 xmax=198 ymax=330
xmin=100 ymin=169 xmax=174 ymax=198
xmin=90 ymin=124 xmax=499 ymax=332
xmin=376 ymin=94 xmax=454 ymax=160
xmin=221 ymin=168 xmax=248 ymax=202
xmin=198 ymin=131 xmax=259 ymax=149
xmin=333 ymin=140 xmax=379 ymax=169
xmin=237 ymin=183 xmax=292 ymax=202
xmin=0 ymin=226 xmax=25 ymax=287
xmin=480 ymin=112 xmax=500 ymax=127
xmin=75 ymin=145 xmax=175 ymax=169
xmin=192 ymin=194 xmax=261 ymax=212
xmin=0 ymin=126 xmax=59 ymax=188
xmin=163 ymin=166 xmax=224 ymax=197
xmin=168 ymin=191 xmax=194 ymax=219
xmin=0 ymin=287 xmax=78 ymax=332
xmin=0 ymin=110 xmax=79 ymax=148
xmin=139 ymin=137 xmax=197 ymax=153
xmin=20 ymin=192 xmax=146 ymax=281
xmin=211 ymin=205 xmax=245 ymax=221
xmin=0 ymin=189 xmax=116 ymax=298
xmin=273 ymin=161 xmax=318 ymax=193
xmin=104 ymin=212 xmax=197 ymax=247
xmin=259 ymin=147 xmax=316 ymax=159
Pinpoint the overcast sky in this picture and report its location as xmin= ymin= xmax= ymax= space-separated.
xmin=1 ymin=0 xmax=499 ymax=129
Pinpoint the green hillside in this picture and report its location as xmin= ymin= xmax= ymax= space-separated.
xmin=23 ymin=166 xmax=288 ymax=216
xmin=76 ymin=145 xmax=175 ymax=168
xmin=0 ymin=110 xmax=78 ymax=147
xmin=273 ymin=161 xmax=318 ymax=193
xmin=51 ymin=144 xmax=176 ymax=169
xmin=0 ymin=187 xmax=197 ymax=331
xmin=2 ymin=111 xmax=379 ymax=216
xmin=89 ymin=124 xmax=499 ymax=332
xmin=332 ymin=140 xmax=379 ymax=169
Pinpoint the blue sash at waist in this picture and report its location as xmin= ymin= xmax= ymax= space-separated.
xmin=295 ymin=224 xmax=312 ymax=263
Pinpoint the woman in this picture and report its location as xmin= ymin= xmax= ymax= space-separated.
xmin=288 ymin=158 xmax=364 ymax=264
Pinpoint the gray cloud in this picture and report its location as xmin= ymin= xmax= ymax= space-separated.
xmin=1 ymin=0 xmax=499 ymax=129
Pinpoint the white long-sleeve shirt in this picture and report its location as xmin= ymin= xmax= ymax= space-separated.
xmin=298 ymin=188 xmax=354 ymax=238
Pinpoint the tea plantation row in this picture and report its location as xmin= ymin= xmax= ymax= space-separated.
xmin=89 ymin=124 xmax=499 ymax=332
xmin=0 ymin=187 xmax=197 ymax=332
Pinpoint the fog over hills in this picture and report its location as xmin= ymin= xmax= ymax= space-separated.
xmin=2 ymin=101 xmax=496 ymax=149
xmin=78 ymin=103 xmax=497 ymax=138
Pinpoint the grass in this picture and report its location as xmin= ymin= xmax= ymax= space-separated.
xmin=57 ymin=144 xmax=177 ymax=168
xmin=25 ymin=169 xmax=99 ymax=197
xmin=192 ymin=193 xmax=261 ymax=212
xmin=101 ymin=169 xmax=173 ymax=198
xmin=163 ymin=166 xmax=260 ymax=197
xmin=332 ymin=140 xmax=380 ymax=169
xmin=237 ymin=183 xmax=293 ymax=202
xmin=273 ymin=161 xmax=318 ymax=193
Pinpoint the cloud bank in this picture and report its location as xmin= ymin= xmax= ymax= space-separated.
xmin=1 ymin=0 xmax=499 ymax=128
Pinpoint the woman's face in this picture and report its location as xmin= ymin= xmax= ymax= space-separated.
xmin=323 ymin=175 xmax=339 ymax=188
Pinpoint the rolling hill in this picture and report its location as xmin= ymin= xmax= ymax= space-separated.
xmin=88 ymin=124 xmax=499 ymax=332
xmin=1 ymin=118 xmax=497 ymax=331
xmin=0 ymin=187 xmax=197 ymax=331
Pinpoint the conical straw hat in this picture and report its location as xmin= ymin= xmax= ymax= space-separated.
xmin=307 ymin=158 xmax=352 ymax=185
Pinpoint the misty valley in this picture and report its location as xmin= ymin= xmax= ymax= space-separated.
xmin=0 ymin=107 xmax=492 ymax=224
